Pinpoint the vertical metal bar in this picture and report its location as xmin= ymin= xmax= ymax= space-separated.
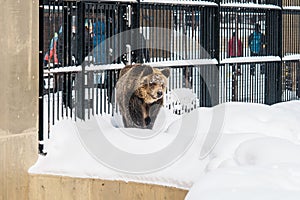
xmin=50 ymin=0 xmax=55 ymax=65
xmin=141 ymin=3 xmax=145 ymax=62
xmin=52 ymin=73 xmax=55 ymax=125
xmin=197 ymin=6 xmax=200 ymax=59
xmin=56 ymin=73 xmax=60 ymax=121
xmin=100 ymin=73 xmax=103 ymax=115
xmin=116 ymin=4 xmax=120 ymax=64
xmin=102 ymin=4 xmax=107 ymax=114
xmin=77 ymin=1 xmax=85 ymax=120
xmin=49 ymin=0 xmax=55 ymax=126
xmin=77 ymin=2 xmax=85 ymax=65
xmin=168 ymin=4 xmax=171 ymax=61
xmin=155 ymin=4 xmax=158 ymax=62
xmin=67 ymin=3 xmax=72 ymax=66
xmin=179 ymin=7 xmax=182 ymax=61
xmin=107 ymin=70 xmax=111 ymax=114
xmin=61 ymin=1 xmax=67 ymax=67
xmin=184 ymin=6 xmax=187 ymax=60
xmin=187 ymin=6 xmax=190 ymax=60
xmin=173 ymin=5 xmax=176 ymax=61
xmin=109 ymin=68 xmax=114 ymax=115
xmin=96 ymin=72 xmax=99 ymax=115
xmin=64 ymin=73 xmax=68 ymax=117
xmin=213 ymin=3 xmax=220 ymax=105
xmin=99 ymin=1 xmax=103 ymax=115
xmin=278 ymin=6 xmax=283 ymax=59
xmin=39 ymin=1 xmax=46 ymax=155
xmin=67 ymin=73 xmax=71 ymax=117
xmin=74 ymin=72 xmax=77 ymax=121
xmin=162 ymin=4 xmax=165 ymax=61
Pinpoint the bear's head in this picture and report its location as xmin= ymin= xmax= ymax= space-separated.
xmin=136 ymin=66 xmax=170 ymax=104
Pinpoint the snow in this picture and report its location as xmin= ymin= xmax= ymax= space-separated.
xmin=220 ymin=3 xmax=281 ymax=10
xmin=185 ymin=166 xmax=300 ymax=200
xmin=283 ymin=6 xmax=300 ymax=11
xmin=44 ymin=66 xmax=81 ymax=73
xmin=283 ymin=54 xmax=300 ymax=61
xmin=220 ymin=56 xmax=281 ymax=64
xmin=186 ymin=101 xmax=300 ymax=200
xmin=29 ymin=100 xmax=300 ymax=199
xmin=140 ymin=0 xmax=218 ymax=7
xmin=148 ymin=59 xmax=218 ymax=67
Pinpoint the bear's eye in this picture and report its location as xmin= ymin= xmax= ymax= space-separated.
xmin=149 ymin=82 xmax=156 ymax=87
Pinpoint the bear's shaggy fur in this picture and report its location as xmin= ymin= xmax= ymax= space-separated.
xmin=116 ymin=64 xmax=170 ymax=129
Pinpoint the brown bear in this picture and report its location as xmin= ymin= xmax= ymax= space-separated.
xmin=116 ymin=64 xmax=170 ymax=129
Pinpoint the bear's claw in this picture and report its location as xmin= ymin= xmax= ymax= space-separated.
xmin=145 ymin=116 xmax=151 ymax=126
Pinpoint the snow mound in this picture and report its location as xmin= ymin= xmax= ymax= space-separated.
xmin=185 ymin=166 xmax=300 ymax=200
xmin=29 ymin=100 xmax=300 ymax=199
xmin=235 ymin=137 xmax=300 ymax=166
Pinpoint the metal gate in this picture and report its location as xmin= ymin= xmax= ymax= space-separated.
xmin=39 ymin=0 xmax=300 ymax=154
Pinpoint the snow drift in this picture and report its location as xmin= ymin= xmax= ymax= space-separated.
xmin=29 ymin=100 xmax=300 ymax=199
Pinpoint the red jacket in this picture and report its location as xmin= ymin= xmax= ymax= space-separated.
xmin=228 ymin=36 xmax=243 ymax=57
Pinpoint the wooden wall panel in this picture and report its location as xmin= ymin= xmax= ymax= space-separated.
xmin=29 ymin=174 xmax=188 ymax=200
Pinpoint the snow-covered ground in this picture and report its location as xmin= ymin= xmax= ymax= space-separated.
xmin=29 ymin=100 xmax=300 ymax=199
xmin=185 ymin=101 xmax=300 ymax=200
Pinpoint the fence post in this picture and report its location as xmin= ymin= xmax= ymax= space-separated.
xmin=277 ymin=0 xmax=283 ymax=103
xmin=131 ymin=0 xmax=139 ymax=63
xmin=265 ymin=62 xmax=282 ymax=105
xmin=213 ymin=1 xmax=220 ymax=106
xmin=265 ymin=0 xmax=282 ymax=105
xmin=39 ymin=1 xmax=46 ymax=155
xmin=76 ymin=1 xmax=86 ymax=120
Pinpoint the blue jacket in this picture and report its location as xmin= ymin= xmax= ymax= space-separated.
xmin=249 ymin=32 xmax=262 ymax=54
xmin=93 ymin=21 xmax=106 ymax=46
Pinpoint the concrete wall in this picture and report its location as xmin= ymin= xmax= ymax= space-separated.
xmin=0 ymin=0 xmax=39 ymax=199
xmin=29 ymin=175 xmax=188 ymax=200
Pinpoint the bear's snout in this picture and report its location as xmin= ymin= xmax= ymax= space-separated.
xmin=157 ymin=91 xmax=163 ymax=98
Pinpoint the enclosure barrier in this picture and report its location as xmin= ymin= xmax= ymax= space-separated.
xmin=39 ymin=0 xmax=300 ymax=154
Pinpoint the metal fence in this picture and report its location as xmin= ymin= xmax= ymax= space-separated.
xmin=39 ymin=0 xmax=300 ymax=153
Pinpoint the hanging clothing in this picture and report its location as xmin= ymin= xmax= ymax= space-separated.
xmin=228 ymin=36 xmax=243 ymax=57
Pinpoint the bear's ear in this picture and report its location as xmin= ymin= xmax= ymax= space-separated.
xmin=141 ymin=65 xmax=154 ymax=77
xmin=142 ymin=77 xmax=149 ymax=85
xmin=130 ymin=64 xmax=153 ymax=77
xmin=161 ymin=68 xmax=170 ymax=78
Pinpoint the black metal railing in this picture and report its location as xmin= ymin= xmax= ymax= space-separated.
xmin=39 ymin=0 xmax=300 ymax=154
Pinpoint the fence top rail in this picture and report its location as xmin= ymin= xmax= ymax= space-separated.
xmin=283 ymin=6 xmax=300 ymax=11
xmin=282 ymin=54 xmax=300 ymax=61
xmin=83 ymin=59 xmax=218 ymax=70
xmin=220 ymin=56 xmax=281 ymax=64
xmin=44 ymin=66 xmax=82 ymax=74
xmin=220 ymin=3 xmax=281 ymax=10
xmin=43 ymin=59 xmax=219 ymax=74
xmin=42 ymin=0 xmax=137 ymax=7
xmin=140 ymin=0 xmax=218 ymax=6
xmin=83 ymin=0 xmax=137 ymax=2
xmin=148 ymin=59 xmax=218 ymax=67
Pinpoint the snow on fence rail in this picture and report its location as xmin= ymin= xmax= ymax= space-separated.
xmin=220 ymin=3 xmax=282 ymax=10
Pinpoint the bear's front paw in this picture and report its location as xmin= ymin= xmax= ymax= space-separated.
xmin=144 ymin=116 xmax=151 ymax=126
